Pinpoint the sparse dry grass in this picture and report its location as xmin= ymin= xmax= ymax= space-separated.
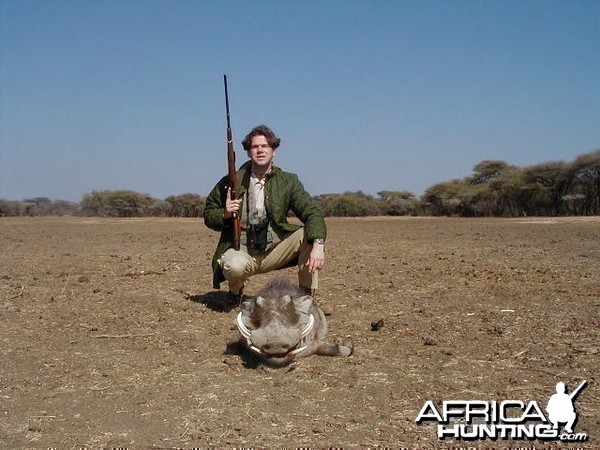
xmin=1 ymin=216 xmax=598 ymax=448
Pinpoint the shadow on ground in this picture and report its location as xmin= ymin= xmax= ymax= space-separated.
xmin=186 ymin=290 xmax=238 ymax=312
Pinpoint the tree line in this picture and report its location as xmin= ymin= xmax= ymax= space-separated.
xmin=1 ymin=150 xmax=598 ymax=218
xmin=420 ymin=150 xmax=599 ymax=217
xmin=0 ymin=192 xmax=205 ymax=218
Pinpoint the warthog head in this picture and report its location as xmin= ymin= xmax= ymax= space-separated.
xmin=236 ymin=290 xmax=315 ymax=366
xmin=235 ymin=279 xmax=352 ymax=367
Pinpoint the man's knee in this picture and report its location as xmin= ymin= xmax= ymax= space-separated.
xmin=220 ymin=250 xmax=252 ymax=279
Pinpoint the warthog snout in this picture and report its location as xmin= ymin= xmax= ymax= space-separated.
xmin=261 ymin=341 xmax=292 ymax=355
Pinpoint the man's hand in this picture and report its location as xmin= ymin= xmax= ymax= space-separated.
xmin=306 ymin=241 xmax=325 ymax=274
xmin=223 ymin=187 xmax=242 ymax=219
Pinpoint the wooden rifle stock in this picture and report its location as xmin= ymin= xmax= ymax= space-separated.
xmin=224 ymin=75 xmax=241 ymax=250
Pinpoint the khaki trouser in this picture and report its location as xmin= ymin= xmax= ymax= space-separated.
xmin=218 ymin=228 xmax=317 ymax=294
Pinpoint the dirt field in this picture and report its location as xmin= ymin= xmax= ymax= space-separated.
xmin=1 ymin=216 xmax=598 ymax=449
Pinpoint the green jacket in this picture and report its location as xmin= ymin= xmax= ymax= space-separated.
xmin=204 ymin=161 xmax=327 ymax=288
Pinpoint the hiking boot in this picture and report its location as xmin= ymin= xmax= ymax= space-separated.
xmin=227 ymin=285 xmax=245 ymax=307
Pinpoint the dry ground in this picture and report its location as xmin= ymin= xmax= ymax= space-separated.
xmin=0 ymin=216 xmax=598 ymax=449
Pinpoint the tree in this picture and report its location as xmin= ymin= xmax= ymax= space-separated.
xmin=23 ymin=197 xmax=52 ymax=216
xmin=80 ymin=191 xmax=108 ymax=216
xmin=421 ymin=179 xmax=473 ymax=216
xmin=469 ymin=160 xmax=514 ymax=185
xmin=466 ymin=161 xmax=527 ymax=216
xmin=48 ymin=200 xmax=78 ymax=216
xmin=377 ymin=191 xmax=420 ymax=216
xmin=146 ymin=199 xmax=172 ymax=217
xmin=523 ymin=162 xmax=572 ymax=215
xmin=165 ymin=193 xmax=205 ymax=217
xmin=318 ymin=192 xmax=380 ymax=217
xmin=80 ymin=190 xmax=155 ymax=217
xmin=569 ymin=149 xmax=600 ymax=214
xmin=0 ymin=199 xmax=22 ymax=217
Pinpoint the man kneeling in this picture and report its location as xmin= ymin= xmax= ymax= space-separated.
xmin=203 ymin=125 xmax=326 ymax=299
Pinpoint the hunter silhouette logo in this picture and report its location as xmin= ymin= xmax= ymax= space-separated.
xmin=547 ymin=380 xmax=587 ymax=434
xmin=416 ymin=380 xmax=589 ymax=442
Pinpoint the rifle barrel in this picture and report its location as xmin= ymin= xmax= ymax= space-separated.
xmin=569 ymin=380 xmax=587 ymax=400
xmin=223 ymin=74 xmax=241 ymax=250
xmin=224 ymin=75 xmax=231 ymax=129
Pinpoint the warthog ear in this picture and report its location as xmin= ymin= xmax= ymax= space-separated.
xmin=293 ymin=295 xmax=314 ymax=315
xmin=240 ymin=300 xmax=254 ymax=316
xmin=256 ymin=296 xmax=267 ymax=308
xmin=240 ymin=297 xmax=255 ymax=314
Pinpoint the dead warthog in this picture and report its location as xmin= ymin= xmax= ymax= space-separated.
xmin=234 ymin=279 xmax=353 ymax=366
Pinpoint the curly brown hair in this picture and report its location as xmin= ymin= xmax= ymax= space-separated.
xmin=241 ymin=125 xmax=281 ymax=151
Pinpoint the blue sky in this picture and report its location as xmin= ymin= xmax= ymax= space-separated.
xmin=1 ymin=0 xmax=599 ymax=202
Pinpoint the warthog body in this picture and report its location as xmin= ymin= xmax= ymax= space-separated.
xmin=235 ymin=279 xmax=353 ymax=366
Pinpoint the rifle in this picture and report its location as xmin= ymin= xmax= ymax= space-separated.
xmin=223 ymin=75 xmax=241 ymax=250
xmin=569 ymin=380 xmax=587 ymax=400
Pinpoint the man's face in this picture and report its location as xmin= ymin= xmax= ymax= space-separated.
xmin=247 ymin=135 xmax=276 ymax=171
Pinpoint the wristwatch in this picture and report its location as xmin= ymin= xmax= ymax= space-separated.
xmin=314 ymin=238 xmax=325 ymax=245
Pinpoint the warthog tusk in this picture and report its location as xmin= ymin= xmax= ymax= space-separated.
xmin=291 ymin=315 xmax=314 ymax=356
xmin=236 ymin=312 xmax=252 ymax=339
xmin=290 ymin=345 xmax=307 ymax=356
xmin=301 ymin=314 xmax=315 ymax=338
xmin=249 ymin=344 xmax=263 ymax=354
xmin=236 ymin=313 xmax=263 ymax=354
